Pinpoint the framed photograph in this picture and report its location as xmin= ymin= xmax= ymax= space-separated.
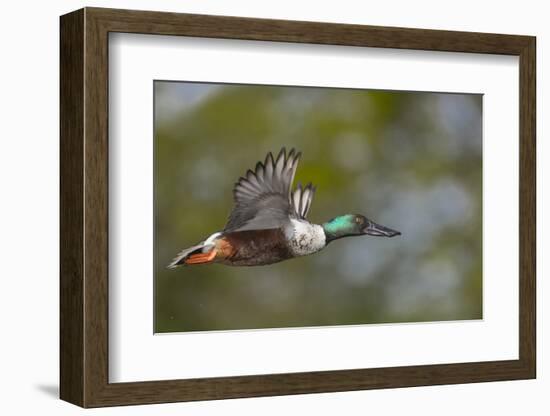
xmin=60 ymin=7 xmax=536 ymax=408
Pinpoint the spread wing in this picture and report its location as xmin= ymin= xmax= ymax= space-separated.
xmin=224 ymin=148 xmax=309 ymax=232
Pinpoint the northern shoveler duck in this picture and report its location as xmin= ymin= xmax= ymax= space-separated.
xmin=168 ymin=148 xmax=400 ymax=268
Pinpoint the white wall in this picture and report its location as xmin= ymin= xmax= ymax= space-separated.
xmin=0 ymin=0 xmax=545 ymax=414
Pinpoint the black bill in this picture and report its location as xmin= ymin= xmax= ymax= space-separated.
xmin=363 ymin=221 xmax=401 ymax=237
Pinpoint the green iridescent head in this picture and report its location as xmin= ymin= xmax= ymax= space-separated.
xmin=322 ymin=214 xmax=401 ymax=244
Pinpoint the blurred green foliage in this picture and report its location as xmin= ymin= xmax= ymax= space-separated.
xmin=154 ymin=81 xmax=482 ymax=333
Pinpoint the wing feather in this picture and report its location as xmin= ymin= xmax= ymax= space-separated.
xmin=291 ymin=182 xmax=316 ymax=219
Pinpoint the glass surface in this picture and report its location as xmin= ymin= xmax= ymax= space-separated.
xmin=154 ymin=81 xmax=482 ymax=333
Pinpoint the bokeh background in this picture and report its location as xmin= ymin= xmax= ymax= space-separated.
xmin=154 ymin=81 xmax=482 ymax=333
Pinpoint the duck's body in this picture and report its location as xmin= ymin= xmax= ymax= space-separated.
xmin=193 ymin=220 xmax=325 ymax=267
xmin=168 ymin=148 xmax=400 ymax=269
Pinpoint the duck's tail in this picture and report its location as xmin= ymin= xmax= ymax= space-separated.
xmin=167 ymin=232 xmax=222 ymax=269
xmin=167 ymin=243 xmax=215 ymax=268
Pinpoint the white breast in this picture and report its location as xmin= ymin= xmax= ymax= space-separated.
xmin=287 ymin=219 xmax=326 ymax=257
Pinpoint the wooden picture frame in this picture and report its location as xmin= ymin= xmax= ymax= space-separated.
xmin=60 ymin=7 xmax=536 ymax=408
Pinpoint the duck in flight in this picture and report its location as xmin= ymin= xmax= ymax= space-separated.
xmin=168 ymin=148 xmax=400 ymax=268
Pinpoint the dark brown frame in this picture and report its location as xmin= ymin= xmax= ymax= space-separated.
xmin=60 ymin=7 xmax=536 ymax=408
